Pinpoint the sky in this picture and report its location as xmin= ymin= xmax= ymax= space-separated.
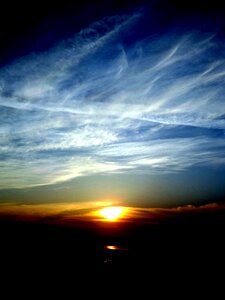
xmin=0 ymin=0 xmax=225 ymax=212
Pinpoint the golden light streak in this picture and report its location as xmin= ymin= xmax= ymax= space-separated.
xmin=105 ymin=245 xmax=117 ymax=250
xmin=104 ymin=245 xmax=128 ymax=251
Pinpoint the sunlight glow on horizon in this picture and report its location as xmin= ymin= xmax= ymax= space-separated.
xmin=99 ymin=206 xmax=124 ymax=221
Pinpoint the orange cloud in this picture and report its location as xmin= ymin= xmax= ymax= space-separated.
xmin=0 ymin=202 xmax=224 ymax=226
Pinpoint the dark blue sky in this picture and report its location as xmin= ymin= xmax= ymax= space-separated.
xmin=0 ymin=0 xmax=225 ymax=207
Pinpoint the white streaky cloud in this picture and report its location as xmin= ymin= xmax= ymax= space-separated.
xmin=129 ymin=157 xmax=169 ymax=166
xmin=0 ymin=157 xmax=134 ymax=189
xmin=0 ymin=13 xmax=225 ymax=189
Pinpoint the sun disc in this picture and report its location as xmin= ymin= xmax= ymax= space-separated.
xmin=100 ymin=206 xmax=123 ymax=221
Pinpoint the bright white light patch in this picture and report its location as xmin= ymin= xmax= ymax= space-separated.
xmin=100 ymin=207 xmax=123 ymax=221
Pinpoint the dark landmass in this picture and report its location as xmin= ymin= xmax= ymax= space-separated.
xmin=0 ymin=209 xmax=224 ymax=295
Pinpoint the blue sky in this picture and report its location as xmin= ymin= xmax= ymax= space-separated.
xmin=0 ymin=0 xmax=225 ymax=206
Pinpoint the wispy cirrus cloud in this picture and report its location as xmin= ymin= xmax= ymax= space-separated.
xmin=0 ymin=10 xmax=225 ymax=189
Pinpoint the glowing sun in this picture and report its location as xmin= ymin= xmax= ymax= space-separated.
xmin=100 ymin=206 xmax=123 ymax=221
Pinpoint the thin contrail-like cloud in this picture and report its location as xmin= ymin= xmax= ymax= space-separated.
xmin=0 ymin=10 xmax=225 ymax=189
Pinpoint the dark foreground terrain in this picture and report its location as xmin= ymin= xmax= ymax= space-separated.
xmin=1 ymin=210 xmax=225 ymax=295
